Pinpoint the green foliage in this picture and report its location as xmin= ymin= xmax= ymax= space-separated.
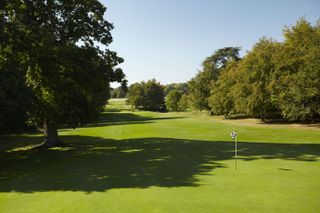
xmin=208 ymin=18 xmax=320 ymax=121
xmin=26 ymin=45 xmax=123 ymax=127
xmin=202 ymin=47 xmax=241 ymax=78
xmin=178 ymin=94 xmax=190 ymax=112
xmin=233 ymin=38 xmax=281 ymax=119
xmin=143 ymin=80 xmax=166 ymax=111
xmin=126 ymin=83 xmax=144 ymax=109
xmin=208 ymin=61 xmax=239 ymax=116
xmin=0 ymin=0 xmax=125 ymax=137
xmin=188 ymin=47 xmax=241 ymax=111
xmin=188 ymin=70 xmax=214 ymax=111
xmin=166 ymin=90 xmax=182 ymax=111
xmin=271 ymin=18 xmax=320 ymax=121
xmin=0 ymin=1 xmax=35 ymax=134
xmin=164 ymin=83 xmax=188 ymax=96
xmin=0 ymin=62 xmax=35 ymax=134
xmin=127 ymin=79 xmax=165 ymax=111
xmin=164 ymin=83 xmax=189 ymax=112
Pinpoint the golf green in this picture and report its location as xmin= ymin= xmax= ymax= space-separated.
xmin=1 ymin=99 xmax=319 ymax=213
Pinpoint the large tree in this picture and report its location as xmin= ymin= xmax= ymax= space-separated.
xmin=271 ymin=18 xmax=320 ymax=121
xmin=208 ymin=61 xmax=240 ymax=116
xmin=208 ymin=18 xmax=320 ymax=121
xmin=232 ymin=38 xmax=282 ymax=119
xmin=0 ymin=0 xmax=125 ymax=147
xmin=188 ymin=47 xmax=240 ymax=111
xmin=143 ymin=80 xmax=165 ymax=111
xmin=0 ymin=54 xmax=35 ymax=134
xmin=0 ymin=0 xmax=36 ymax=134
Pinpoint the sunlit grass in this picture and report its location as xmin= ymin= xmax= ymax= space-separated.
xmin=0 ymin=99 xmax=319 ymax=213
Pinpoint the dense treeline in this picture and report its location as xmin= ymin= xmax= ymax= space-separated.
xmin=189 ymin=18 xmax=320 ymax=121
xmin=126 ymin=81 xmax=189 ymax=112
xmin=128 ymin=18 xmax=319 ymax=121
xmin=123 ymin=18 xmax=320 ymax=120
xmin=126 ymin=79 xmax=165 ymax=111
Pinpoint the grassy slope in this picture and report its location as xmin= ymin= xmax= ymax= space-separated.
xmin=0 ymin=99 xmax=319 ymax=213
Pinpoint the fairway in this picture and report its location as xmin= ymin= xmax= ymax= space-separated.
xmin=0 ymin=99 xmax=320 ymax=213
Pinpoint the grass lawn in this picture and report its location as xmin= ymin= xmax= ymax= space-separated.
xmin=1 ymin=99 xmax=320 ymax=213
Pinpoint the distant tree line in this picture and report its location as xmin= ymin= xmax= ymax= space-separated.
xmin=110 ymin=81 xmax=128 ymax=98
xmin=126 ymin=79 xmax=166 ymax=111
xmin=126 ymin=80 xmax=189 ymax=112
xmin=127 ymin=18 xmax=320 ymax=121
xmin=188 ymin=18 xmax=320 ymax=121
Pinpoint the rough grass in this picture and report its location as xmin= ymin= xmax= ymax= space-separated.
xmin=0 ymin=99 xmax=319 ymax=213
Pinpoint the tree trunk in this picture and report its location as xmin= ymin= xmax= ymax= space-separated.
xmin=43 ymin=121 xmax=62 ymax=147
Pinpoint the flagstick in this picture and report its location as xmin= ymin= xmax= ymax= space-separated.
xmin=235 ymin=136 xmax=237 ymax=170
xmin=231 ymin=131 xmax=238 ymax=170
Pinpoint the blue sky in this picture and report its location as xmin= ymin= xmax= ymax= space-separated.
xmin=102 ymin=0 xmax=319 ymax=86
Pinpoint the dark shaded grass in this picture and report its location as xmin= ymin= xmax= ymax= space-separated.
xmin=81 ymin=112 xmax=187 ymax=128
xmin=1 ymin=135 xmax=319 ymax=193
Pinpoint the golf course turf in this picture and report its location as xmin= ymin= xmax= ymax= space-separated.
xmin=1 ymin=99 xmax=319 ymax=212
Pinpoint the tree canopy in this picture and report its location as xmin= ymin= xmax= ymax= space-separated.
xmin=164 ymin=83 xmax=189 ymax=112
xmin=0 ymin=0 xmax=125 ymax=146
xmin=188 ymin=47 xmax=241 ymax=111
xmin=127 ymin=79 xmax=165 ymax=111
xmin=205 ymin=18 xmax=320 ymax=121
xmin=271 ymin=18 xmax=320 ymax=120
xmin=165 ymin=90 xmax=182 ymax=112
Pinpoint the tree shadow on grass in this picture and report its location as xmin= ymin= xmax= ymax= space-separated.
xmin=81 ymin=112 xmax=187 ymax=128
xmin=0 ymin=135 xmax=319 ymax=193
